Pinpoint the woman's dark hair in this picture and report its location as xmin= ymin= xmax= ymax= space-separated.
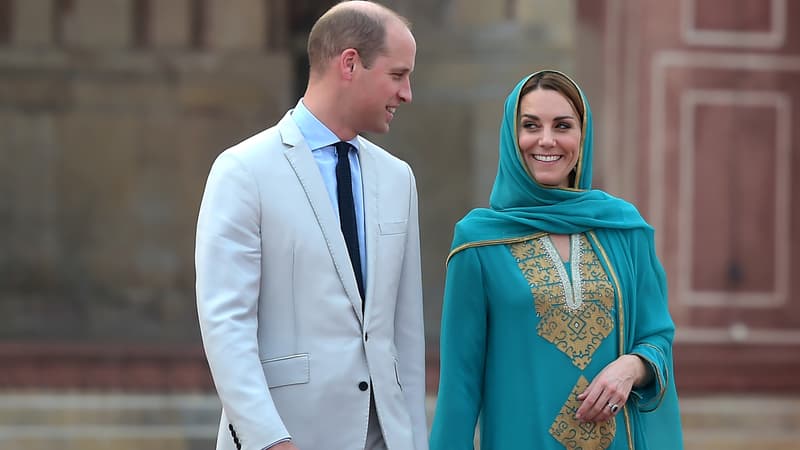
xmin=519 ymin=71 xmax=584 ymax=126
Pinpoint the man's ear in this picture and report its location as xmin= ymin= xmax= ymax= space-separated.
xmin=340 ymin=48 xmax=359 ymax=79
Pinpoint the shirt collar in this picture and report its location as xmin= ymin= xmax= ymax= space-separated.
xmin=291 ymin=99 xmax=360 ymax=152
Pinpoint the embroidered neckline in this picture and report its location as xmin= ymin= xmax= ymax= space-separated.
xmin=540 ymin=234 xmax=584 ymax=310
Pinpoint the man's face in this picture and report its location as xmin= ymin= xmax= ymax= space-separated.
xmin=350 ymin=21 xmax=416 ymax=135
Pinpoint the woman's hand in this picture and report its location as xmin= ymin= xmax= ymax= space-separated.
xmin=575 ymin=354 xmax=650 ymax=423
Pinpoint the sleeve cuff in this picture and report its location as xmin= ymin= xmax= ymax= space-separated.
xmin=263 ymin=437 xmax=292 ymax=449
xmin=630 ymin=345 xmax=667 ymax=412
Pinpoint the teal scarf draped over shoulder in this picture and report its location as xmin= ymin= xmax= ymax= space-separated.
xmin=448 ymin=70 xmax=684 ymax=449
xmin=451 ymin=72 xmax=647 ymax=249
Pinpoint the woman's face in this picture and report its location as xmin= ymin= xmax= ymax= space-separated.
xmin=517 ymin=88 xmax=582 ymax=188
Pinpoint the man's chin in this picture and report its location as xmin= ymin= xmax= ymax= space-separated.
xmin=365 ymin=124 xmax=391 ymax=135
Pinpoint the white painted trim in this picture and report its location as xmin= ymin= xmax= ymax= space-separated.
xmin=681 ymin=0 xmax=787 ymax=48
xmin=602 ymin=0 xmax=621 ymax=193
xmin=677 ymin=89 xmax=791 ymax=308
xmin=598 ymin=0 xmax=641 ymax=200
xmin=680 ymin=396 xmax=800 ymax=414
xmin=649 ymin=55 xmax=668 ymax=256
xmin=649 ymin=50 xmax=800 ymax=258
xmin=676 ymin=326 xmax=800 ymax=345
xmin=654 ymin=50 xmax=800 ymax=72
xmin=622 ymin=0 xmax=642 ymax=203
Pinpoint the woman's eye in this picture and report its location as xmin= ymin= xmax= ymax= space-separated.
xmin=556 ymin=122 xmax=572 ymax=129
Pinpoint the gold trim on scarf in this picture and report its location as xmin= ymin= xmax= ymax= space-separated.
xmin=587 ymin=230 xmax=635 ymax=450
xmin=446 ymin=232 xmax=547 ymax=266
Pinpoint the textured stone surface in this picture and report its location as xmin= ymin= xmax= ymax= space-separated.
xmin=60 ymin=0 xmax=132 ymax=50
xmin=0 ymin=393 xmax=798 ymax=449
xmin=206 ymin=0 xmax=266 ymax=51
xmin=151 ymin=0 xmax=191 ymax=48
xmin=0 ymin=50 xmax=292 ymax=343
xmin=12 ymin=0 xmax=54 ymax=47
xmin=0 ymin=1 xmax=564 ymax=350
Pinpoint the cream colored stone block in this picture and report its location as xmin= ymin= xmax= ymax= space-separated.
xmin=61 ymin=0 xmax=132 ymax=50
xmin=517 ymin=0 xmax=576 ymax=46
xmin=207 ymin=0 xmax=266 ymax=51
xmin=448 ymin=0 xmax=505 ymax=26
xmin=13 ymin=1 xmax=54 ymax=46
xmin=151 ymin=0 xmax=191 ymax=48
xmin=517 ymin=0 xmax=573 ymax=22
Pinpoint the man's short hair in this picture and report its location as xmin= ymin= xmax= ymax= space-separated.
xmin=307 ymin=2 xmax=410 ymax=73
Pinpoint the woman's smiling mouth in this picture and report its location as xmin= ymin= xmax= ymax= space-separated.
xmin=532 ymin=154 xmax=562 ymax=162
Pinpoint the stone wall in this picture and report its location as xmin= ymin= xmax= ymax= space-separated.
xmin=0 ymin=0 xmax=576 ymax=388
xmin=0 ymin=0 xmax=292 ymax=345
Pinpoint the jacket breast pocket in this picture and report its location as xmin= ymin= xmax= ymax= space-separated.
xmin=379 ymin=220 xmax=407 ymax=236
xmin=260 ymin=353 xmax=310 ymax=388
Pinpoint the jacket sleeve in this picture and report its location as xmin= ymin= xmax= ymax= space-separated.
xmin=393 ymin=166 xmax=429 ymax=450
xmin=429 ymin=246 xmax=487 ymax=450
xmin=195 ymin=151 xmax=291 ymax=449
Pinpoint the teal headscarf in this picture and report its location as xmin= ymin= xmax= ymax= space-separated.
xmin=448 ymin=70 xmax=684 ymax=449
xmin=451 ymin=70 xmax=650 ymax=250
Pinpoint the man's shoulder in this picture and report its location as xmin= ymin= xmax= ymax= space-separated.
xmin=221 ymin=114 xmax=290 ymax=161
xmin=358 ymin=136 xmax=411 ymax=171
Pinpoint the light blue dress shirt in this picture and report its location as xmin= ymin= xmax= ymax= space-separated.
xmin=290 ymin=99 xmax=366 ymax=287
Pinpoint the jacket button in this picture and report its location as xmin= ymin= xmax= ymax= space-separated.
xmin=364 ymin=332 xmax=369 ymax=341
xmin=358 ymin=381 xmax=369 ymax=391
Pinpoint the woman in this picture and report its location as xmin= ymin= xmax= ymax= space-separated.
xmin=429 ymin=70 xmax=683 ymax=449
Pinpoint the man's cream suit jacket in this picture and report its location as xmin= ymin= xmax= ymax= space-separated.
xmin=196 ymin=112 xmax=428 ymax=450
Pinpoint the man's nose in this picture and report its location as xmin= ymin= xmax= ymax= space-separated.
xmin=399 ymin=78 xmax=412 ymax=103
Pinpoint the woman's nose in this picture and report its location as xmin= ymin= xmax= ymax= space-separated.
xmin=539 ymin=131 xmax=556 ymax=147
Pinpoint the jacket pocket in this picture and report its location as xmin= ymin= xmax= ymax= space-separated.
xmin=260 ymin=353 xmax=310 ymax=388
xmin=393 ymin=358 xmax=403 ymax=391
xmin=379 ymin=220 xmax=407 ymax=235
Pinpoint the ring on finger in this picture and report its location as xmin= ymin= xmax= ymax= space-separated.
xmin=607 ymin=402 xmax=620 ymax=413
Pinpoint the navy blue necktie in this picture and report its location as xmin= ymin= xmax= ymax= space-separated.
xmin=334 ymin=142 xmax=365 ymax=302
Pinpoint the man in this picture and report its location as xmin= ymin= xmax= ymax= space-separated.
xmin=195 ymin=1 xmax=426 ymax=449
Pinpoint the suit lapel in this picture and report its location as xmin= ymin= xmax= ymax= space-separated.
xmin=279 ymin=114 xmax=364 ymax=324
xmin=358 ymin=139 xmax=379 ymax=319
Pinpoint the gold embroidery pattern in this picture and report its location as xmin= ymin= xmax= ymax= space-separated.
xmin=549 ymin=376 xmax=616 ymax=449
xmin=508 ymin=235 xmax=615 ymax=369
